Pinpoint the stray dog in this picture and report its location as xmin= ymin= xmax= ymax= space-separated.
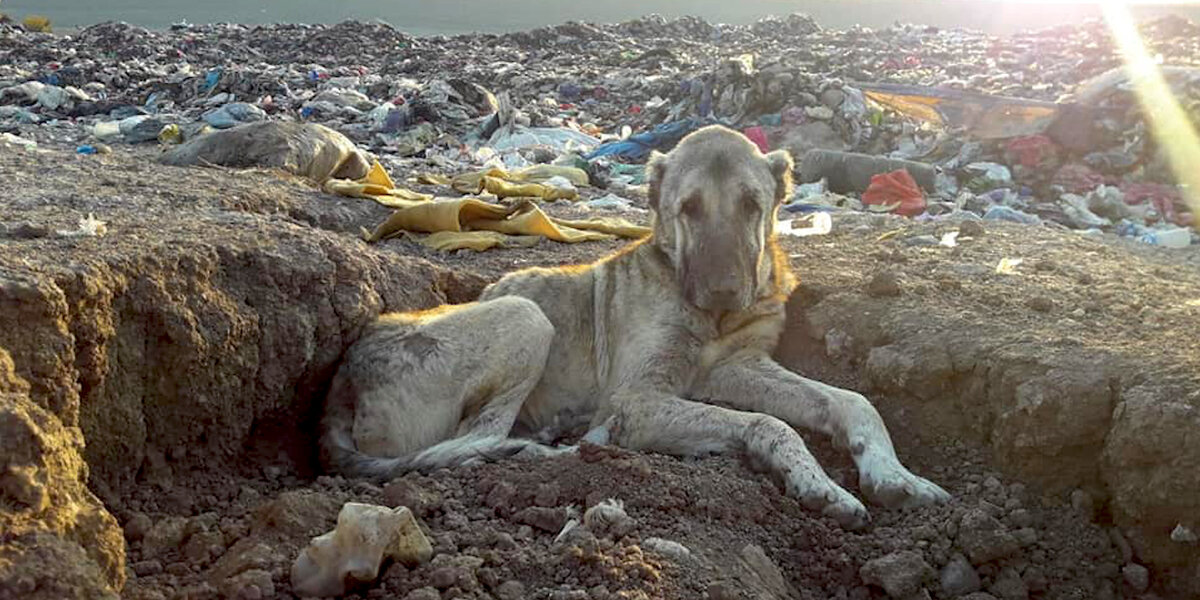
xmin=320 ymin=125 xmax=949 ymax=528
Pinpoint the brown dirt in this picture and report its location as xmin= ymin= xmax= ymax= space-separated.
xmin=1 ymin=143 xmax=1197 ymax=599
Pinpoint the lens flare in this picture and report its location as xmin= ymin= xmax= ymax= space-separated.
xmin=1100 ymin=0 xmax=1200 ymax=223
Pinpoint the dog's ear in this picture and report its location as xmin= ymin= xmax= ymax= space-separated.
xmin=646 ymin=150 xmax=668 ymax=211
xmin=765 ymin=150 xmax=794 ymax=205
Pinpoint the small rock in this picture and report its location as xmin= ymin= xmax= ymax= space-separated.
xmin=940 ymin=553 xmax=981 ymax=596
xmin=1107 ymin=528 xmax=1133 ymax=564
xmin=989 ymin=567 xmax=1028 ymax=600
xmin=1069 ymin=489 xmax=1095 ymax=519
xmin=642 ymin=537 xmax=692 ymax=562
xmin=512 ymin=506 xmax=568 ymax=533
xmin=1122 ymin=563 xmax=1150 ymax=593
xmin=184 ymin=530 xmax=225 ymax=564
xmin=430 ymin=566 xmax=463 ymax=589
xmin=1007 ymin=509 xmax=1034 ymax=529
xmin=707 ymin=581 xmax=743 ymax=600
xmin=960 ymin=593 xmax=999 ymax=600
xmin=166 ymin=562 xmax=191 ymax=576
xmin=495 ymin=580 xmax=526 ymax=600
xmin=486 ymin=481 xmax=516 ymax=513
xmin=124 ymin=513 xmax=153 ymax=541
xmin=866 ymin=271 xmax=903 ymax=298
xmin=132 ymin=560 xmax=164 ymax=577
xmin=959 ymin=220 xmax=986 ymax=237
xmin=1013 ymin=528 xmax=1037 ymax=547
xmin=534 ymin=483 xmax=560 ymax=507
xmin=404 ymin=587 xmax=441 ymax=600
xmin=1026 ymin=296 xmax=1055 ymax=312
xmin=383 ymin=479 xmax=440 ymax=516
xmin=957 ymin=508 xmax=1020 ymax=565
xmin=860 ymin=550 xmax=933 ymax=598
xmin=142 ymin=516 xmax=190 ymax=559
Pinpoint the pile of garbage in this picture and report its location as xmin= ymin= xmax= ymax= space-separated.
xmin=1 ymin=12 xmax=1198 ymax=246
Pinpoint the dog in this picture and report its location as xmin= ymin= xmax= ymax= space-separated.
xmin=320 ymin=125 xmax=949 ymax=529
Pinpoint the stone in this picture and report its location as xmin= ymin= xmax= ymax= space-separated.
xmin=957 ymin=508 xmax=1020 ymax=565
xmin=989 ymin=567 xmax=1028 ymax=600
xmin=866 ymin=271 xmax=903 ymax=298
xmin=132 ymin=560 xmax=164 ymax=577
xmin=859 ymin=550 xmax=933 ymax=598
xmin=512 ymin=506 xmax=568 ymax=533
xmin=940 ymin=553 xmax=981 ymax=596
xmin=124 ymin=514 xmax=153 ymax=542
xmin=221 ymin=569 xmax=275 ymax=600
xmin=403 ymin=587 xmax=440 ymax=600
xmin=141 ymin=517 xmax=189 ymax=559
xmin=290 ymin=503 xmax=432 ymax=597
xmin=1122 ymin=563 xmax=1150 ymax=593
xmin=495 ymin=580 xmax=526 ymax=600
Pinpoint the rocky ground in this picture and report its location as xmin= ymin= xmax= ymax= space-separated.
xmin=2 ymin=136 xmax=1199 ymax=600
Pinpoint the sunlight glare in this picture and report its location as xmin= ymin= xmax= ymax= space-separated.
xmin=1100 ymin=0 xmax=1200 ymax=222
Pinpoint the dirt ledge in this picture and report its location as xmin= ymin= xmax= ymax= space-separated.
xmin=774 ymin=216 xmax=1200 ymax=597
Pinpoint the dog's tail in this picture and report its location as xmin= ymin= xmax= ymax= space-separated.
xmin=319 ymin=371 xmax=557 ymax=481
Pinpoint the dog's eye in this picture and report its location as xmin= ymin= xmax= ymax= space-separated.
xmin=681 ymin=195 xmax=703 ymax=219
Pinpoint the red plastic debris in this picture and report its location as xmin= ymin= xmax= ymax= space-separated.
xmin=862 ymin=169 xmax=927 ymax=217
xmin=1005 ymin=135 xmax=1057 ymax=169
xmin=743 ymin=126 xmax=770 ymax=153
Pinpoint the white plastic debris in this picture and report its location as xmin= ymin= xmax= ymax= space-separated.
xmin=0 ymin=132 xmax=37 ymax=150
xmin=939 ymin=231 xmax=960 ymax=247
xmin=777 ymin=212 xmax=832 ymax=237
xmin=56 ymin=213 xmax=108 ymax=238
xmin=1171 ymin=523 xmax=1198 ymax=544
xmin=290 ymin=503 xmax=432 ymax=598
xmin=583 ymin=498 xmax=635 ymax=539
xmin=542 ymin=175 xmax=577 ymax=193
xmin=642 ymin=537 xmax=693 ymax=562
xmin=995 ymin=257 xmax=1023 ymax=275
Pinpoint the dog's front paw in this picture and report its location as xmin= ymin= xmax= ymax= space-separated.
xmin=787 ymin=470 xmax=871 ymax=530
xmin=859 ymin=455 xmax=951 ymax=509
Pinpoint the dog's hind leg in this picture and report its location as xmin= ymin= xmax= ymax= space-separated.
xmin=694 ymin=355 xmax=951 ymax=510
xmin=607 ymin=390 xmax=870 ymax=529
xmin=321 ymin=296 xmax=556 ymax=478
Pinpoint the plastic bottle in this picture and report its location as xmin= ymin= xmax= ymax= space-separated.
xmin=1139 ymin=228 xmax=1192 ymax=248
xmin=76 ymin=145 xmax=98 ymax=154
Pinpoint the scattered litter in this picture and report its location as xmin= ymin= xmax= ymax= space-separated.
xmin=582 ymin=498 xmax=636 ymax=539
xmin=56 ymin=213 xmax=107 ymax=238
xmin=939 ymin=231 xmax=960 ymax=247
xmin=777 ymin=212 xmax=832 ymax=237
xmin=995 ymin=257 xmax=1024 ymax=275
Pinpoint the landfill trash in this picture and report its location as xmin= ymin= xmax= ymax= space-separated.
xmin=586 ymin=194 xmax=645 ymax=213
xmin=582 ymin=499 xmax=636 ymax=539
xmin=799 ymin=150 xmax=936 ymax=194
xmin=202 ymin=102 xmax=268 ymax=129
xmin=939 ymin=231 xmax=960 ymax=247
xmin=1138 ymin=227 xmax=1192 ymax=248
xmin=984 ymin=205 xmax=1043 ymax=225
xmin=995 ymin=258 xmax=1024 ymax=275
xmin=0 ymin=132 xmax=37 ymax=150
xmin=159 ymin=121 xmax=371 ymax=183
xmin=0 ymin=14 xmax=1196 ymax=246
xmin=777 ymin=212 xmax=833 ymax=237
xmin=862 ymin=169 xmax=927 ymax=217
xmin=964 ymin=162 xmax=1014 ymax=193
xmin=323 ymin=162 xmax=649 ymax=250
xmin=56 ymin=213 xmax=107 ymax=238
xmin=290 ymin=503 xmax=432 ymax=598
xmin=76 ymin=145 xmax=98 ymax=155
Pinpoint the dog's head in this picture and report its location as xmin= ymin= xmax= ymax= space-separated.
xmin=646 ymin=125 xmax=793 ymax=313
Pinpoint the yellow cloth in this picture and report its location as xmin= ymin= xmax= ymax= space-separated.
xmin=449 ymin=165 xmax=590 ymax=200
xmin=329 ymin=161 xmax=650 ymax=252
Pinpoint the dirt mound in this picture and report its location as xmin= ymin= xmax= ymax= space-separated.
xmin=2 ymin=146 xmax=1198 ymax=598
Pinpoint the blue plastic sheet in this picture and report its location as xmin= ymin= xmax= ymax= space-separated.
xmin=585 ymin=117 xmax=722 ymax=162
